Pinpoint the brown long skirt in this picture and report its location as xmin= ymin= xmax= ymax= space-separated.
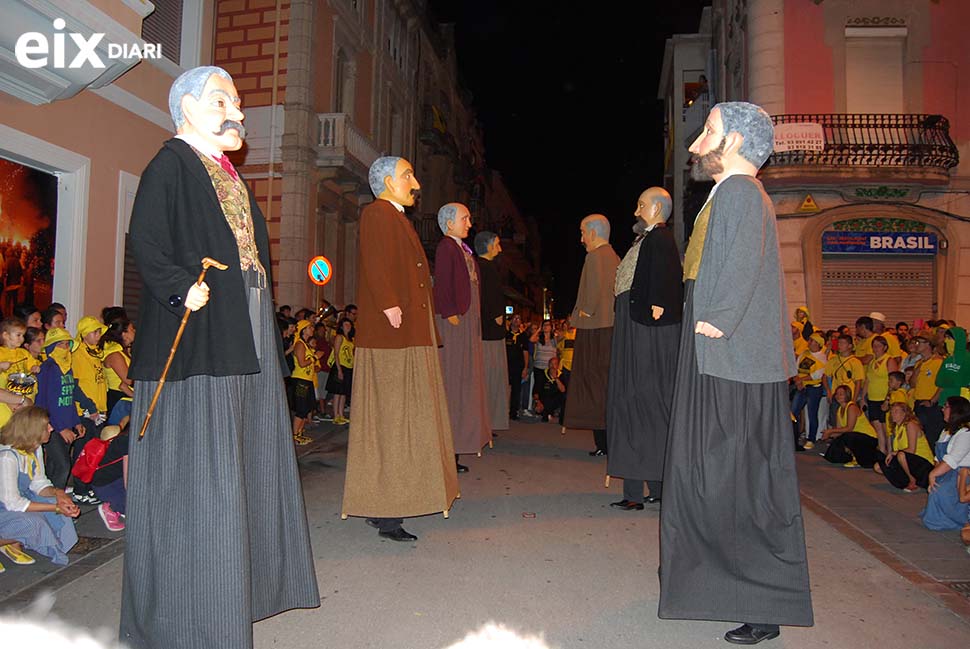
xmin=436 ymin=280 xmax=492 ymax=454
xmin=342 ymin=346 xmax=459 ymax=518
xmin=563 ymin=326 xmax=613 ymax=430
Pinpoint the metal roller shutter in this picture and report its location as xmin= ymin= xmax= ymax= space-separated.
xmin=820 ymin=255 xmax=935 ymax=330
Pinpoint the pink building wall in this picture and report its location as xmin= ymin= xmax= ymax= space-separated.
xmin=783 ymin=0 xmax=834 ymax=114
xmin=923 ymin=2 xmax=970 ymax=143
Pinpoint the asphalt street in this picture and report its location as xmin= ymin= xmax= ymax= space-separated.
xmin=6 ymin=420 xmax=970 ymax=648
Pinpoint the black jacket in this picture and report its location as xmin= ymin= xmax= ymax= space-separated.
xmin=128 ymin=138 xmax=286 ymax=381
xmin=478 ymin=257 xmax=506 ymax=340
xmin=628 ymin=225 xmax=684 ymax=327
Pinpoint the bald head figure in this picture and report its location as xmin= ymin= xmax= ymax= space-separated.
xmin=580 ymin=214 xmax=611 ymax=252
xmin=634 ymin=187 xmax=672 ymax=229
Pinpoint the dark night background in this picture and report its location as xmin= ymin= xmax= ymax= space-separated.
xmin=429 ymin=1 xmax=710 ymax=316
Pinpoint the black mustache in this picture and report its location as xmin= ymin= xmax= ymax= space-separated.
xmin=214 ymin=120 xmax=246 ymax=138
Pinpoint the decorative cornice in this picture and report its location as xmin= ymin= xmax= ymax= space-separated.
xmin=846 ymin=16 xmax=906 ymax=27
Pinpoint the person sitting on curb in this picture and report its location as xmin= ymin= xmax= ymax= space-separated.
xmin=0 ymin=406 xmax=79 ymax=565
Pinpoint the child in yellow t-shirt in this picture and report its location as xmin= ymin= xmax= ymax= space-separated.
xmin=0 ymin=318 xmax=41 ymax=427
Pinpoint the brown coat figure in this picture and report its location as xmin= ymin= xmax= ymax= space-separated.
xmin=564 ymin=214 xmax=620 ymax=455
xmin=341 ymin=157 xmax=458 ymax=542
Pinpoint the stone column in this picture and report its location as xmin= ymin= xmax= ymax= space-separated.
xmin=747 ymin=0 xmax=785 ymax=115
xmin=278 ymin=0 xmax=317 ymax=309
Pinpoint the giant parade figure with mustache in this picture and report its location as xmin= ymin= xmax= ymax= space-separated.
xmin=121 ymin=66 xmax=319 ymax=649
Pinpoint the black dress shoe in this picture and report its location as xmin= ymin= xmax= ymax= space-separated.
xmin=456 ymin=463 xmax=469 ymax=473
xmin=588 ymin=449 xmax=606 ymax=457
xmin=379 ymin=528 xmax=418 ymax=542
xmin=645 ymin=496 xmax=661 ymax=504
xmin=724 ymin=624 xmax=780 ymax=645
xmin=609 ymin=499 xmax=644 ymax=511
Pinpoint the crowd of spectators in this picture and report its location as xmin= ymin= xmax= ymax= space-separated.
xmin=276 ymin=302 xmax=358 ymax=445
xmin=789 ymin=309 xmax=970 ymax=550
xmin=0 ymin=302 xmax=132 ymax=570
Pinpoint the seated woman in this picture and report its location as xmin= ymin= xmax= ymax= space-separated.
xmin=0 ymin=406 xmax=79 ymax=564
xmin=874 ymin=402 xmax=934 ymax=492
xmin=100 ymin=317 xmax=135 ymax=427
xmin=821 ymin=384 xmax=880 ymax=467
xmin=921 ymin=396 xmax=970 ymax=531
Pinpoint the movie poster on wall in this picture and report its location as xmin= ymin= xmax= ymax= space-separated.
xmin=0 ymin=158 xmax=57 ymax=314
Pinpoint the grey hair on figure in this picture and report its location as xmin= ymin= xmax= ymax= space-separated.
xmin=168 ymin=66 xmax=233 ymax=130
xmin=368 ymin=156 xmax=402 ymax=197
xmin=438 ymin=203 xmax=467 ymax=234
xmin=582 ymin=214 xmax=611 ymax=241
xmin=474 ymin=231 xmax=499 ymax=255
xmin=650 ymin=189 xmax=673 ymax=221
xmin=714 ymin=101 xmax=775 ymax=168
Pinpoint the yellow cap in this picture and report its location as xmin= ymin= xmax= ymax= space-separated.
xmin=43 ymin=327 xmax=77 ymax=351
xmin=809 ymin=332 xmax=825 ymax=348
xmin=76 ymin=316 xmax=107 ymax=339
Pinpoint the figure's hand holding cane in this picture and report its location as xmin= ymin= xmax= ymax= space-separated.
xmin=384 ymin=306 xmax=403 ymax=328
xmin=652 ymin=305 xmax=664 ymax=320
xmin=447 ymin=315 xmax=460 ymax=326
xmin=185 ymin=281 xmax=211 ymax=312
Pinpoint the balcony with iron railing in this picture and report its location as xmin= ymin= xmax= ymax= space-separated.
xmin=317 ymin=113 xmax=381 ymax=181
xmin=761 ymin=114 xmax=960 ymax=186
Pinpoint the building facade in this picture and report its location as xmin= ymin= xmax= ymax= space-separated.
xmin=0 ymin=0 xmax=216 ymax=328
xmin=661 ymin=0 xmax=970 ymax=329
xmin=0 ymin=0 xmax=541 ymax=326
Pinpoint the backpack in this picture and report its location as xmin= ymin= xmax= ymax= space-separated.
xmin=71 ymin=437 xmax=123 ymax=483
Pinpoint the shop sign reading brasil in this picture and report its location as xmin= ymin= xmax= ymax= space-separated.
xmin=822 ymin=231 xmax=937 ymax=255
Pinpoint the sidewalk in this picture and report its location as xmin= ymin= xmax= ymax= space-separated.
xmin=795 ymin=450 xmax=970 ymax=620
xmin=0 ymin=417 xmax=345 ymax=608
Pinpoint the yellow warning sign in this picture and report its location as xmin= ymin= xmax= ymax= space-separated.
xmin=799 ymin=194 xmax=820 ymax=212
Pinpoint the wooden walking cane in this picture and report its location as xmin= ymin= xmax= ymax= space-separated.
xmin=138 ymin=257 xmax=229 ymax=439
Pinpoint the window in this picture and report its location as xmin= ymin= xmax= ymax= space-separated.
xmin=141 ymin=0 xmax=183 ymax=65
xmin=845 ymin=27 xmax=906 ymax=113
xmin=142 ymin=0 xmax=204 ymax=70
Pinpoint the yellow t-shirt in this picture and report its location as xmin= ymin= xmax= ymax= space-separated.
xmin=291 ymin=340 xmax=316 ymax=382
xmin=911 ymin=356 xmax=943 ymax=401
xmin=825 ymin=354 xmax=865 ymax=393
xmin=866 ymin=355 xmax=892 ymax=401
xmin=796 ymin=350 xmax=825 ymax=387
xmin=837 ymin=403 xmax=877 ymax=439
xmin=101 ymin=341 xmax=132 ymax=396
xmin=890 ymin=421 xmax=934 ymax=463
xmin=337 ymin=338 xmax=355 ymax=369
xmin=854 ymin=334 xmax=875 ymax=361
xmin=558 ymin=329 xmax=576 ymax=372
xmin=72 ymin=343 xmax=107 ymax=413
xmin=0 ymin=347 xmax=36 ymax=388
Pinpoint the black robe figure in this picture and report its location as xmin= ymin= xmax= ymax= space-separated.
xmin=121 ymin=67 xmax=318 ymax=649
xmin=606 ymin=222 xmax=682 ymax=504
xmin=659 ymin=103 xmax=813 ymax=637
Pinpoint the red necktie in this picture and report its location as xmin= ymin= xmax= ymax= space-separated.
xmin=214 ymin=153 xmax=239 ymax=181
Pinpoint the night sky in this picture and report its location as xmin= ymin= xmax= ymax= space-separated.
xmin=429 ymin=1 xmax=710 ymax=316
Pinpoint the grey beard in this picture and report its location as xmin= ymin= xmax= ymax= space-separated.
xmin=632 ymin=220 xmax=649 ymax=236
